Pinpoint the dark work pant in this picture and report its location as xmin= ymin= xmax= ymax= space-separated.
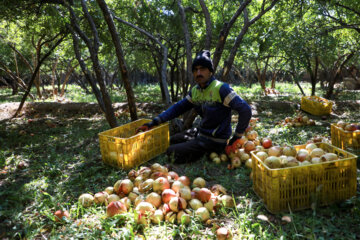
xmin=166 ymin=128 xmax=227 ymax=164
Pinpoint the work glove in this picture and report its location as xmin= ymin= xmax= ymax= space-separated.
xmin=225 ymin=133 xmax=243 ymax=155
xmin=136 ymin=118 xmax=160 ymax=133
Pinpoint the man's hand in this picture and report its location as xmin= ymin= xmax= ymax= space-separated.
xmin=225 ymin=133 xmax=243 ymax=155
xmin=136 ymin=123 xmax=151 ymax=133
xmin=135 ymin=119 xmax=159 ymax=134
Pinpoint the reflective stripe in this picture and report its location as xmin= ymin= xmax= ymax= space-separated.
xmin=223 ymin=91 xmax=237 ymax=107
xmin=198 ymin=133 xmax=228 ymax=143
xmin=211 ymin=125 xmax=220 ymax=136
xmin=186 ymin=95 xmax=193 ymax=103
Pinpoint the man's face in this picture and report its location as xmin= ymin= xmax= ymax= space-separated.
xmin=193 ymin=66 xmax=212 ymax=88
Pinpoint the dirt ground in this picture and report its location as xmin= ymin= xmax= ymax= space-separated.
xmin=0 ymin=100 xmax=359 ymax=122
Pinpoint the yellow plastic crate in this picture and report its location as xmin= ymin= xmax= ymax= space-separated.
xmin=331 ymin=123 xmax=360 ymax=152
xmin=98 ymin=119 xmax=169 ymax=170
xmin=301 ymin=96 xmax=332 ymax=116
xmin=251 ymin=142 xmax=357 ymax=213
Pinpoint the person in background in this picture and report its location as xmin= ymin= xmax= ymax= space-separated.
xmin=137 ymin=50 xmax=252 ymax=163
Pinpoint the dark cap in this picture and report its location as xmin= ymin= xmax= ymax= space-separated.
xmin=192 ymin=50 xmax=214 ymax=72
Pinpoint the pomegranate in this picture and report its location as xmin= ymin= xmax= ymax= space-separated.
xmin=310 ymin=148 xmax=325 ymax=158
xmin=151 ymin=209 xmax=164 ymax=224
xmin=210 ymin=184 xmax=227 ymax=196
xmin=261 ymin=138 xmax=272 ymax=149
xmin=150 ymin=163 xmax=164 ymax=173
xmin=245 ymin=158 xmax=252 ymax=169
xmin=127 ymin=169 xmax=137 ymax=181
xmin=213 ymin=157 xmax=221 ymax=164
xmin=150 ymin=171 xmax=168 ymax=180
xmin=107 ymin=194 xmax=121 ymax=204
xmin=104 ymin=186 xmax=114 ymax=195
xmin=169 ymin=197 xmax=187 ymax=212
xmin=165 ymin=211 xmax=176 ymax=223
xmin=135 ymin=201 xmax=155 ymax=215
xmin=296 ymin=152 xmax=310 ymax=162
xmin=153 ymin=177 xmax=170 ymax=193
xmin=220 ymin=153 xmax=228 ymax=162
xmin=168 ymin=171 xmax=179 ymax=180
xmin=189 ymin=198 xmax=203 ymax=210
xmin=195 ymin=207 xmax=210 ymax=222
xmin=231 ymin=157 xmax=241 ymax=168
xmin=320 ymin=153 xmax=338 ymax=162
xmin=120 ymin=197 xmax=131 ymax=209
xmin=268 ymin=146 xmax=282 ymax=157
xmin=78 ymin=193 xmax=94 ymax=207
xmin=305 ymin=143 xmax=317 ymax=153
xmin=192 ymin=177 xmax=206 ymax=188
xmin=282 ymin=146 xmax=296 ymax=157
xmin=216 ymin=227 xmax=232 ymax=240
xmin=54 ymin=210 xmax=70 ymax=222
xmin=134 ymin=195 xmax=146 ymax=207
xmin=134 ymin=176 xmax=144 ymax=188
xmin=127 ymin=192 xmax=139 ymax=202
xmin=178 ymin=176 xmax=191 ymax=186
xmin=171 ymin=180 xmax=184 ymax=193
xmin=204 ymin=199 xmax=214 ymax=212
xmin=178 ymin=187 xmax=192 ymax=201
xmin=177 ymin=210 xmax=191 ymax=225
xmin=106 ymin=201 xmax=127 ymax=217
xmin=210 ymin=152 xmax=218 ymax=160
xmin=264 ymin=156 xmax=281 ymax=169
xmin=246 ymin=130 xmax=258 ymax=141
xmin=197 ymin=188 xmax=212 ymax=203
xmin=146 ymin=192 xmax=162 ymax=208
xmin=244 ymin=141 xmax=256 ymax=153
xmin=161 ymin=189 xmax=176 ymax=203
xmin=94 ymin=191 xmax=109 ymax=205
xmin=240 ymin=153 xmax=250 ymax=163
xmin=220 ymin=195 xmax=235 ymax=208
xmin=139 ymin=178 xmax=154 ymax=193
xmin=256 ymin=151 xmax=268 ymax=161
xmin=138 ymin=167 xmax=152 ymax=179
xmin=161 ymin=203 xmax=171 ymax=215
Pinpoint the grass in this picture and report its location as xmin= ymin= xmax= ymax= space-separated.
xmin=0 ymin=82 xmax=359 ymax=239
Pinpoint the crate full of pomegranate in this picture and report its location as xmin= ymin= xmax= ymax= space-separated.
xmin=250 ymin=142 xmax=357 ymax=213
xmin=331 ymin=121 xmax=360 ymax=152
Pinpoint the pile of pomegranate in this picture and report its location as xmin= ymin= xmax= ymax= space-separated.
xmin=253 ymin=143 xmax=343 ymax=169
xmin=276 ymin=113 xmax=316 ymax=128
xmin=335 ymin=121 xmax=360 ymax=132
xmin=306 ymin=96 xmax=329 ymax=105
xmin=210 ymin=128 xmax=266 ymax=170
xmin=71 ymin=163 xmax=235 ymax=231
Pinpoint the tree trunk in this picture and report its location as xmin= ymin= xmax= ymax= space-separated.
xmin=177 ymin=0 xmax=192 ymax=93
xmin=113 ymin=14 xmax=171 ymax=105
xmin=212 ymin=0 xmax=251 ymax=72
xmin=60 ymin=62 xmax=79 ymax=97
xmin=97 ymin=0 xmax=139 ymax=121
xmin=221 ymin=1 xmax=279 ymax=81
xmin=51 ymin=56 xmax=59 ymax=98
xmin=199 ymin=0 xmax=212 ymax=50
xmin=324 ymin=53 xmax=354 ymax=99
xmin=13 ymin=33 xmax=66 ymax=117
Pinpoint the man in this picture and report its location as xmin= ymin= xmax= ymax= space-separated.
xmin=137 ymin=50 xmax=252 ymax=163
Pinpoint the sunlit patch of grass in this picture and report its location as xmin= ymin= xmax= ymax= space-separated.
xmin=1 ymin=84 xmax=359 ymax=239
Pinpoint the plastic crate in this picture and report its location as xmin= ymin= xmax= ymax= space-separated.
xmin=251 ymin=142 xmax=357 ymax=213
xmin=98 ymin=119 xmax=169 ymax=170
xmin=300 ymin=96 xmax=332 ymax=116
xmin=331 ymin=123 xmax=360 ymax=152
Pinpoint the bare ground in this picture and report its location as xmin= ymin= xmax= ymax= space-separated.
xmin=0 ymin=100 xmax=359 ymax=122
